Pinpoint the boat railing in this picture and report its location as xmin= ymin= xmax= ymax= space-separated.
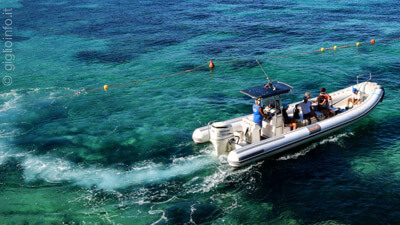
xmin=356 ymin=73 xmax=372 ymax=86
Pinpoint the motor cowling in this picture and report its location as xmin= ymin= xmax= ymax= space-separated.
xmin=210 ymin=122 xmax=235 ymax=156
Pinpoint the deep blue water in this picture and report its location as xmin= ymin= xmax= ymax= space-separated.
xmin=0 ymin=0 xmax=400 ymax=224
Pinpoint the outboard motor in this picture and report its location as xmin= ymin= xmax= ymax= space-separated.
xmin=209 ymin=122 xmax=235 ymax=156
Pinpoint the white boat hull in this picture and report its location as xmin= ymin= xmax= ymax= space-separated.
xmin=227 ymin=86 xmax=384 ymax=167
xmin=192 ymin=81 xmax=384 ymax=168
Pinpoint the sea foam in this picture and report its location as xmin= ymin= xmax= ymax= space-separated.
xmin=0 ymin=90 xmax=21 ymax=113
xmin=277 ymin=132 xmax=354 ymax=161
xmin=22 ymin=153 xmax=213 ymax=190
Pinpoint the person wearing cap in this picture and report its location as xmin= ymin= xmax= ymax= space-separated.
xmin=253 ymin=98 xmax=267 ymax=127
xmin=298 ymin=94 xmax=320 ymax=124
xmin=282 ymin=103 xmax=297 ymax=130
xmin=346 ymin=87 xmax=361 ymax=108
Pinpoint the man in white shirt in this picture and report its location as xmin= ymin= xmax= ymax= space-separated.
xmin=346 ymin=88 xmax=361 ymax=108
xmin=298 ymin=95 xmax=319 ymax=124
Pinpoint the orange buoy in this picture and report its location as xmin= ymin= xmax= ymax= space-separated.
xmin=209 ymin=60 xmax=215 ymax=69
xmin=371 ymin=39 xmax=375 ymax=44
xmin=104 ymin=85 xmax=108 ymax=91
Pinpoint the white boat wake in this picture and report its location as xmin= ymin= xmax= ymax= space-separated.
xmin=21 ymin=153 xmax=213 ymax=190
xmin=276 ymin=132 xmax=354 ymax=161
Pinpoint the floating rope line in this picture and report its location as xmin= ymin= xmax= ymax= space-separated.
xmin=55 ymin=62 xmax=209 ymax=98
xmin=215 ymin=36 xmax=400 ymax=62
xmin=55 ymin=36 xmax=399 ymax=98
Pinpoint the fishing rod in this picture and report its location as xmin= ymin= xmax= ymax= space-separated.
xmin=256 ymin=59 xmax=275 ymax=90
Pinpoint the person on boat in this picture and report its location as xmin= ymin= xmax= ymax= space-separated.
xmin=299 ymin=94 xmax=319 ymax=124
xmin=346 ymin=88 xmax=361 ymax=108
xmin=319 ymin=88 xmax=332 ymax=103
xmin=253 ymin=98 xmax=267 ymax=127
xmin=282 ymin=104 xmax=297 ymax=130
xmin=317 ymin=88 xmax=335 ymax=119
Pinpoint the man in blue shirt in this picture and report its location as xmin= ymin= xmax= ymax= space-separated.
xmin=253 ymin=98 xmax=267 ymax=126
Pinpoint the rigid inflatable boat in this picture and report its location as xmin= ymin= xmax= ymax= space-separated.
xmin=192 ymin=76 xmax=384 ymax=168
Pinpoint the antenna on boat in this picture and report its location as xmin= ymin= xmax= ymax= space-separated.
xmin=256 ymin=59 xmax=275 ymax=90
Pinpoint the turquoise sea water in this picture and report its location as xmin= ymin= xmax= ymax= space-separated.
xmin=0 ymin=0 xmax=400 ymax=224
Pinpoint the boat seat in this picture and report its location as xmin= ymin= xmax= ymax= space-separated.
xmin=296 ymin=111 xmax=324 ymax=126
xmin=330 ymin=106 xmax=340 ymax=115
xmin=315 ymin=111 xmax=324 ymax=117
xmin=240 ymin=118 xmax=261 ymax=143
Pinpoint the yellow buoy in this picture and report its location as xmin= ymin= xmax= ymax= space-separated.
xmin=334 ymin=46 xmax=337 ymax=50
xmin=104 ymin=85 xmax=108 ymax=91
xmin=321 ymin=48 xmax=324 ymax=52
xmin=356 ymin=42 xmax=360 ymax=47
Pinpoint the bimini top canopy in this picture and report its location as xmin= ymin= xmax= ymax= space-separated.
xmin=240 ymin=81 xmax=293 ymax=99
